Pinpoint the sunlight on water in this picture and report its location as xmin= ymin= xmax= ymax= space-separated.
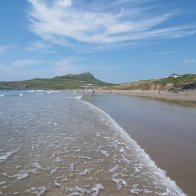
xmin=0 ymin=90 xmax=185 ymax=195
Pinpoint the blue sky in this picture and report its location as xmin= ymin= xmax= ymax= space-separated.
xmin=0 ymin=0 xmax=196 ymax=83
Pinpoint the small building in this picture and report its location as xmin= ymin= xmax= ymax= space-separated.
xmin=169 ymin=73 xmax=180 ymax=78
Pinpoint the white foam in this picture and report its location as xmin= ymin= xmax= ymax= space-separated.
xmin=54 ymin=179 xmax=62 ymax=188
xmin=79 ymin=169 xmax=91 ymax=175
xmin=3 ymin=170 xmax=29 ymax=180
xmin=54 ymin=157 xmax=62 ymax=163
xmin=110 ymin=165 xmax=119 ymax=172
xmin=28 ymin=186 xmax=47 ymax=196
xmin=67 ymin=187 xmax=89 ymax=195
xmin=0 ymin=148 xmax=19 ymax=163
xmin=66 ymin=96 xmax=82 ymax=100
xmin=62 ymin=176 xmax=68 ymax=182
xmin=50 ymin=167 xmax=59 ymax=174
xmin=75 ymin=95 xmax=82 ymax=100
xmin=15 ymin=171 xmax=29 ymax=180
xmin=91 ymin=159 xmax=103 ymax=163
xmin=32 ymin=162 xmax=43 ymax=169
xmin=99 ymin=150 xmax=109 ymax=157
xmin=46 ymin=90 xmax=60 ymax=94
xmin=0 ymin=181 xmax=6 ymax=185
xmin=81 ymin=99 xmax=186 ymax=195
xmin=112 ymin=173 xmax=127 ymax=190
xmin=28 ymin=168 xmax=38 ymax=174
xmin=0 ymin=94 xmax=5 ymax=97
xmin=130 ymin=184 xmax=142 ymax=194
xmin=91 ymin=184 xmax=104 ymax=196
xmin=70 ymin=163 xmax=74 ymax=172
xmin=72 ymin=148 xmax=81 ymax=152
xmin=67 ymin=184 xmax=104 ymax=196
xmin=28 ymin=90 xmax=35 ymax=93
xmin=53 ymin=122 xmax=58 ymax=126
xmin=78 ymin=155 xmax=92 ymax=160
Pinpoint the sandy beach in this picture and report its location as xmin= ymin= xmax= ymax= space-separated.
xmin=96 ymin=89 xmax=196 ymax=102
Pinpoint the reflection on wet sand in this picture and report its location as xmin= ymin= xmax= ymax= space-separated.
xmin=85 ymin=93 xmax=196 ymax=196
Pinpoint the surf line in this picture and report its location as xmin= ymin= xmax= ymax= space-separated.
xmin=80 ymin=98 xmax=186 ymax=196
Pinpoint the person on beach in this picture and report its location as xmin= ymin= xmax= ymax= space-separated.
xmin=93 ymin=89 xmax=95 ymax=95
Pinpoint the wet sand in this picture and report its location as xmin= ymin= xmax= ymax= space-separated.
xmin=96 ymin=89 xmax=196 ymax=103
xmin=84 ymin=93 xmax=196 ymax=196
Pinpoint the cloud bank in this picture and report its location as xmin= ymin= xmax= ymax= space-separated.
xmin=27 ymin=0 xmax=196 ymax=48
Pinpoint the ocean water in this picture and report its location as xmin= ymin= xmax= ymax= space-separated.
xmin=0 ymin=90 xmax=185 ymax=195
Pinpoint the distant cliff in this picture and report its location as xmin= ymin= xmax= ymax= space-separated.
xmin=0 ymin=72 xmax=113 ymax=89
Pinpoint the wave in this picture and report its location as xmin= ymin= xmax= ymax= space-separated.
xmin=0 ymin=93 xmax=24 ymax=97
xmin=0 ymin=90 xmax=62 ymax=97
xmin=0 ymin=148 xmax=20 ymax=163
xmin=65 ymin=95 xmax=82 ymax=100
xmin=0 ymin=90 xmax=81 ymax=99
xmin=81 ymin=99 xmax=186 ymax=196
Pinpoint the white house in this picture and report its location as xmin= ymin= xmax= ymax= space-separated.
xmin=169 ymin=73 xmax=180 ymax=78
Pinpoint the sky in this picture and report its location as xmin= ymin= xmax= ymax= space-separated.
xmin=0 ymin=0 xmax=196 ymax=83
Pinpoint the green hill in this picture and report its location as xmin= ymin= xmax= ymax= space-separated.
xmin=110 ymin=74 xmax=196 ymax=90
xmin=1 ymin=73 xmax=195 ymax=90
xmin=0 ymin=72 xmax=113 ymax=90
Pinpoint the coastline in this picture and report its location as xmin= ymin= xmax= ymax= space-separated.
xmin=84 ymin=92 xmax=196 ymax=196
xmin=96 ymin=89 xmax=196 ymax=103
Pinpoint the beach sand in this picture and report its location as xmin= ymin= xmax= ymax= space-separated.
xmin=97 ymin=89 xmax=196 ymax=103
xmin=84 ymin=93 xmax=196 ymax=196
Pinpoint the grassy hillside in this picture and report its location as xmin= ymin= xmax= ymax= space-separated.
xmin=110 ymin=74 xmax=196 ymax=90
xmin=0 ymin=72 xmax=113 ymax=90
xmin=1 ymin=73 xmax=195 ymax=90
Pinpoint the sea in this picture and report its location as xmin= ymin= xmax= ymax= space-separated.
xmin=0 ymin=90 xmax=186 ymax=195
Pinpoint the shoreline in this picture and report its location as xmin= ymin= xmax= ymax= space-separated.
xmin=1 ymin=89 xmax=196 ymax=102
xmin=84 ymin=92 xmax=196 ymax=196
xmin=95 ymin=89 xmax=196 ymax=103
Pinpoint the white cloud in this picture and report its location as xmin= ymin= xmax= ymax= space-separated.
xmin=28 ymin=41 xmax=47 ymax=50
xmin=183 ymin=59 xmax=196 ymax=64
xmin=13 ymin=59 xmax=41 ymax=68
xmin=0 ymin=59 xmax=42 ymax=79
xmin=0 ymin=64 xmax=53 ymax=81
xmin=53 ymin=57 xmax=85 ymax=74
xmin=0 ymin=45 xmax=13 ymax=54
xmin=27 ymin=0 xmax=196 ymax=48
xmin=26 ymin=41 xmax=57 ymax=53
xmin=0 ymin=59 xmax=50 ymax=81
xmin=160 ymin=50 xmax=177 ymax=55
xmin=0 ymin=56 xmax=85 ymax=81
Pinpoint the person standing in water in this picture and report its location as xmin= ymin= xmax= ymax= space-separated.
xmin=92 ymin=89 xmax=95 ymax=95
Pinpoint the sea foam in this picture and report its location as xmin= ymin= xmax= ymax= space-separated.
xmin=0 ymin=148 xmax=19 ymax=163
xmin=81 ymin=99 xmax=186 ymax=195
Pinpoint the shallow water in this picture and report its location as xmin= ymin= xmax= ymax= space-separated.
xmin=0 ymin=90 xmax=185 ymax=195
xmin=84 ymin=93 xmax=196 ymax=196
